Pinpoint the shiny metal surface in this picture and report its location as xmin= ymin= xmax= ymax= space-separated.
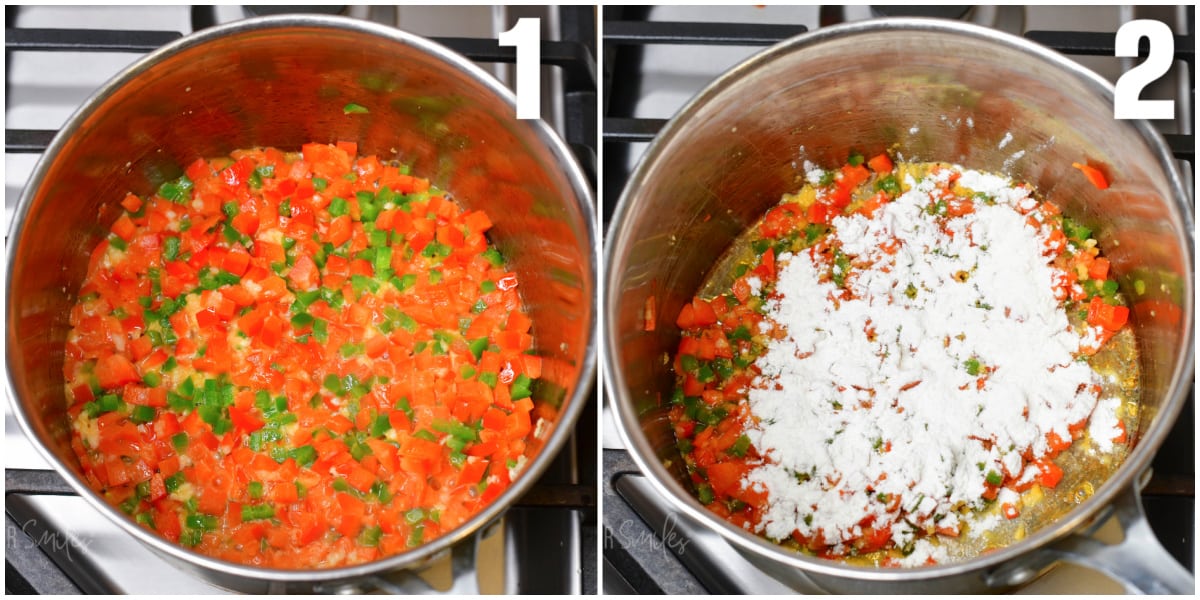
xmin=605 ymin=18 xmax=1193 ymax=594
xmin=6 ymin=14 xmax=595 ymax=592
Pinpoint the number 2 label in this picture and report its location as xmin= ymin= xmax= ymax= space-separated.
xmin=499 ymin=18 xmax=541 ymax=120
xmin=1113 ymin=19 xmax=1175 ymax=120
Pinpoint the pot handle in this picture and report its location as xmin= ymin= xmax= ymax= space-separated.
xmin=986 ymin=478 xmax=1194 ymax=594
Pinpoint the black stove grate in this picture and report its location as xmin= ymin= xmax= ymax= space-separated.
xmin=602 ymin=8 xmax=1194 ymax=595
xmin=4 ymin=19 xmax=599 ymax=179
xmin=4 ymin=5 xmax=597 ymax=595
xmin=601 ymin=16 xmax=1195 ymax=173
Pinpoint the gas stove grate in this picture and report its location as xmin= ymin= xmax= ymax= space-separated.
xmin=4 ymin=5 xmax=597 ymax=595
xmin=602 ymin=19 xmax=1195 ymax=154
xmin=4 ymin=23 xmax=598 ymax=179
xmin=602 ymin=10 xmax=1194 ymax=595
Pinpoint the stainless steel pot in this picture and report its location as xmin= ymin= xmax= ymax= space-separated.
xmin=605 ymin=18 xmax=1193 ymax=594
xmin=6 ymin=15 xmax=595 ymax=593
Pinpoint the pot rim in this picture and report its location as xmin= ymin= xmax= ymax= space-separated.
xmin=604 ymin=17 xmax=1193 ymax=583
xmin=6 ymin=13 xmax=597 ymax=584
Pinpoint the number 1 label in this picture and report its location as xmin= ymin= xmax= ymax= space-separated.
xmin=1113 ymin=19 xmax=1175 ymax=120
xmin=499 ymin=18 xmax=541 ymax=120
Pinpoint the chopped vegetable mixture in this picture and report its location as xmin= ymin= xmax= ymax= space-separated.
xmin=64 ymin=142 xmax=541 ymax=568
xmin=668 ymin=152 xmax=1133 ymax=565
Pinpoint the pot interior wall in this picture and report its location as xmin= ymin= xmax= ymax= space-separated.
xmin=611 ymin=26 xmax=1191 ymax=519
xmin=9 ymin=24 xmax=593 ymax=485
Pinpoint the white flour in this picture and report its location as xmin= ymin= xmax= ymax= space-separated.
xmin=742 ymin=166 xmax=1106 ymax=560
xmin=1088 ymin=397 xmax=1123 ymax=454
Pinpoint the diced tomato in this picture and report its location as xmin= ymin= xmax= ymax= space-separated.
xmin=463 ymin=211 xmax=492 ymax=234
xmin=195 ymin=308 xmax=220 ymax=330
xmin=458 ymin=458 xmax=488 ymax=486
xmin=387 ymin=409 xmax=412 ymax=433
xmin=345 ymin=465 xmax=375 ymax=493
xmin=857 ymin=526 xmax=893 ymax=553
xmin=506 ymin=311 xmax=532 ymax=334
xmin=682 ymin=375 xmax=705 ymax=396
xmin=348 ymin=258 xmax=373 ymax=279
xmin=327 ymin=215 xmax=352 ymax=247
xmin=754 ymin=247 xmax=775 ymax=280
xmin=258 ymin=314 xmax=284 ymax=348
xmin=222 ymin=247 xmax=251 ymax=276
xmin=676 ymin=303 xmax=697 ymax=330
xmin=257 ymin=275 xmax=289 ymax=299
xmin=944 ymin=197 xmax=974 ymax=217
xmin=158 ymin=455 xmax=181 ymax=477
xmin=222 ymin=285 xmax=255 ymax=307
xmin=497 ymin=273 xmax=519 ymax=291
xmin=120 ymin=193 xmax=143 ymax=213
xmin=522 ymin=355 xmax=543 ymax=379
xmin=1086 ymin=295 xmax=1129 ymax=331
xmin=839 ymin=164 xmax=871 ymax=190
xmin=229 ymin=405 xmax=264 ymax=433
xmin=211 ymin=295 xmax=236 ymax=320
xmin=495 ymin=331 xmax=532 ymax=353
xmin=857 ymin=191 xmax=888 ymax=217
xmin=807 ymin=201 xmax=830 ymax=225
xmin=1046 ymin=431 xmax=1072 ymax=454
xmin=123 ymin=385 xmax=167 ymax=407
xmin=129 ymin=335 xmax=154 ymax=361
xmin=867 ymin=153 xmax=893 ymax=174
xmin=1112 ymin=420 xmax=1128 ymax=444
xmin=71 ymin=383 xmax=95 ymax=404
xmin=436 ymin=225 xmax=464 ymax=248
xmin=690 ymin=298 xmax=718 ymax=327
xmin=374 ymin=208 xmax=397 ymax=231
xmin=96 ymin=354 xmax=139 ymax=388
xmin=335 ymin=140 xmax=358 ymax=159
xmin=237 ymin=306 xmax=268 ymax=337
xmin=760 ymin=205 xmax=800 ymax=239
xmin=288 ymin=254 xmax=320 ymax=291
xmin=147 ymin=473 xmax=167 ymax=501
xmin=153 ymin=505 xmax=182 ymax=542
xmin=677 ymin=297 xmax=719 ymax=329
xmin=731 ymin=277 xmax=752 ymax=303
xmin=364 ymin=335 xmax=389 ymax=358
xmin=1037 ymin=459 xmax=1064 ymax=489
xmin=1088 ymin=257 xmax=1110 ymax=281
xmin=981 ymin=484 xmax=999 ymax=501
xmin=231 ymin=212 xmax=260 ymax=237
xmin=111 ymin=214 xmax=137 ymax=242
xmin=1044 ymin=228 xmax=1067 ymax=255
xmin=185 ymin=157 xmax=212 ymax=181
xmin=688 ymin=334 xmax=716 ymax=361
xmin=706 ymin=461 xmax=749 ymax=499
xmin=254 ymin=240 xmax=286 ymax=265
xmin=1002 ymin=503 xmax=1020 ymax=520
xmin=197 ymin=487 xmax=227 ymax=516
xmin=935 ymin=524 xmax=961 ymax=538
xmin=335 ymin=493 xmax=364 ymax=538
